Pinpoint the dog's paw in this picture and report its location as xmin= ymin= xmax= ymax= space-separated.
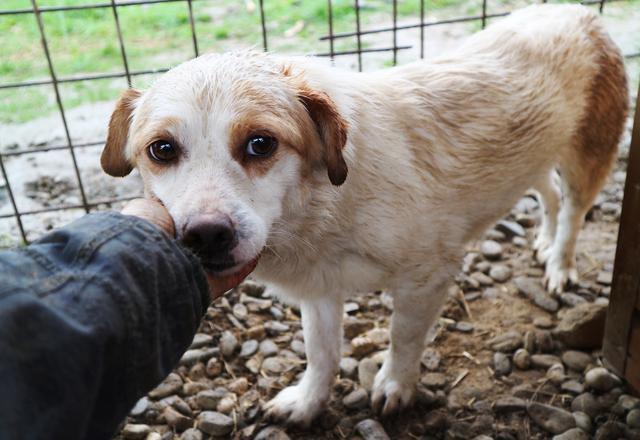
xmin=371 ymin=366 xmax=415 ymax=416
xmin=263 ymin=384 xmax=326 ymax=427
xmin=543 ymin=261 xmax=578 ymax=294
xmin=533 ymin=235 xmax=553 ymax=265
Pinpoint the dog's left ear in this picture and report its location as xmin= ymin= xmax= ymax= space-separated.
xmin=101 ymin=88 xmax=142 ymax=177
xmin=297 ymin=87 xmax=349 ymax=186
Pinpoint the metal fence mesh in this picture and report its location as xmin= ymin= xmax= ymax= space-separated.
xmin=0 ymin=0 xmax=638 ymax=244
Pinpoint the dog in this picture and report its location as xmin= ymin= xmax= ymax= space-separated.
xmin=101 ymin=4 xmax=628 ymax=425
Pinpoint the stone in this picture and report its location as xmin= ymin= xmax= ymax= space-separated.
xmin=552 ymin=428 xmax=588 ymax=440
xmin=344 ymin=318 xmax=375 ymax=339
xmin=594 ymin=421 xmax=627 ymax=440
xmin=240 ymin=339 xmax=259 ymax=358
xmin=148 ymin=373 xmax=182 ymax=400
xmin=489 ymin=264 xmax=512 ymax=283
xmin=523 ymin=331 xmax=536 ymax=353
xmin=513 ymin=349 xmax=531 ymax=370
xmin=254 ymin=426 xmax=291 ymax=440
xmin=228 ymin=377 xmax=249 ymax=395
xmin=546 ymin=363 xmax=566 ymax=385
xmin=424 ymin=409 xmax=450 ymax=431
xmin=561 ymin=380 xmax=585 ymax=395
xmin=264 ymin=321 xmax=290 ymax=334
xmin=217 ymin=395 xmax=236 ymax=414
xmin=290 ymin=339 xmax=306 ymax=357
xmin=343 ymin=388 xmax=369 ymax=409
xmin=514 ymin=277 xmax=559 ymax=312
xmin=351 ymin=336 xmax=377 ymax=358
xmin=197 ymin=411 xmax=233 ymax=436
xmin=554 ymin=303 xmax=607 ymax=349
xmin=571 ymin=393 xmax=601 ymax=418
xmin=585 ymin=367 xmax=620 ymax=392
xmin=493 ymin=352 xmax=511 ymax=377
xmin=596 ymin=271 xmax=613 ymax=286
xmin=219 ymin=331 xmax=238 ymax=358
xmin=261 ymin=357 xmax=290 ymax=375
xmin=486 ymin=229 xmax=506 ymax=242
xmin=205 ymin=357 xmax=222 ymax=377
xmin=259 ymin=339 xmax=279 ymax=357
xmin=240 ymin=280 xmax=265 ymax=297
xmin=122 ymin=424 xmax=150 ymax=440
xmin=421 ymin=372 xmax=448 ymax=389
xmin=494 ymin=396 xmax=527 ymax=412
xmin=180 ymin=348 xmax=218 ymax=366
xmin=455 ymin=321 xmax=475 ymax=333
xmin=340 ymin=357 xmax=359 ymax=378
xmin=232 ymin=302 xmax=248 ymax=320
xmin=481 ymin=240 xmax=503 ymax=260
xmin=560 ymin=293 xmax=587 ymax=308
xmin=535 ymin=330 xmax=554 ymax=353
xmin=619 ymin=394 xmax=640 ymax=411
xmin=190 ymin=333 xmax=213 ymax=349
xmin=534 ymin=316 xmax=554 ymax=329
xmin=130 ymin=397 xmax=149 ymax=417
xmin=163 ymin=406 xmax=192 ymax=432
xmin=572 ymin=412 xmax=592 ymax=433
xmin=196 ymin=388 xmax=228 ymax=410
xmin=180 ymin=428 xmax=202 ymax=440
xmin=527 ymin=402 xmax=576 ymax=434
xmin=628 ymin=409 xmax=640 ymax=429
xmin=365 ymin=328 xmax=390 ymax=345
xmin=358 ymin=358 xmax=379 ymax=392
xmin=422 ymin=348 xmax=441 ymax=371
xmin=488 ymin=330 xmax=523 ymax=352
xmin=355 ymin=419 xmax=390 ymax=440
xmin=471 ymin=271 xmax=494 ymax=286
xmin=495 ymin=219 xmax=526 ymax=237
xmin=530 ymin=354 xmax=562 ymax=369
xmin=561 ymin=351 xmax=592 ymax=372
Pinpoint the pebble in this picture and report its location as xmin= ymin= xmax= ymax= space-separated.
xmin=232 ymin=302 xmax=248 ymax=320
xmin=489 ymin=264 xmax=512 ymax=283
xmin=481 ymin=240 xmax=503 ymax=260
xmin=627 ymin=409 xmax=640 ymax=429
xmin=358 ymin=358 xmax=379 ymax=392
xmin=219 ymin=331 xmax=238 ymax=358
xmin=486 ymin=229 xmax=507 ymax=242
xmin=196 ymin=388 xmax=228 ymax=410
xmin=197 ymin=411 xmax=233 ymax=436
xmin=535 ymin=330 xmax=554 ymax=353
xmin=553 ymin=303 xmax=607 ymax=349
xmin=552 ymin=428 xmax=588 ymax=440
xmin=179 ymin=428 xmax=202 ymax=440
xmin=561 ymin=351 xmax=592 ymax=372
xmin=421 ymin=372 xmax=448 ymax=389
xmin=619 ymin=394 xmax=640 ymax=411
xmin=488 ymin=330 xmax=523 ymax=352
xmin=265 ymin=321 xmax=290 ymax=334
xmin=259 ymin=339 xmax=279 ymax=357
xmin=594 ymin=421 xmax=627 ymax=439
xmin=514 ymin=277 xmax=559 ymax=312
xmin=596 ymin=271 xmax=613 ymax=286
xmin=421 ymin=348 xmax=441 ymax=371
xmin=228 ymin=377 xmax=249 ymax=395
xmin=513 ymin=349 xmax=531 ymax=370
xmin=180 ymin=348 xmax=218 ymax=366
xmin=494 ymin=396 xmax=527 ymax=412
xmin=546 ymin=363 xmax=566 ymax=385
xmin=148 ymin=373 xmax=183 ymax=400
xmin=527 ymin=402 xmax=577 ymax=434
xmin=495 ymin=219 xmax=526 ymax=237
xmin=455 ymin=321 xmax=474 ymax=333
xmin=216 ymin=395 xmax=236 ymax=414
xmin=246 ymin=324 xmax=266 ymax=340
xmin=424 ymin=410 xmax=450 ymax=431
xmin=146 ymin=433 xmax=162 ymax=440
xmin=205 ymin=357 xmax=222 ymax=377
xmin=340 ymin=357 xmax=359 ymax=378
xmin=561 ymin=380 xmax=585 ymax=395
xmin=190 ymin=333 xmax=213 ymax=349
xmin=523 ymin=331 xmax=536 ymax=353
xmin=560 ymin=293 xmax=587 ymax=308
xmin=471 ymin=271 xmax=494 ymax=286
xmin=261 ymin=357 xmax=289 ymax=375
xmin=290 ymin=339 xmax=306 ymax=357
xmin=122 ymin=424 xmax=150 ymax=440
xmin=240 ymin=339 xmax=259 ymax=358
xmin=530 ymin=354 xmax=562 ymax=369
xmin=163 ymin=406 xmax=192 ymax=432
xmin=585 ymin=367 xmax=620 ymax=392
xmin=534 ymin=316 xmax=554 ymax=329
xmin=343 ymin=388 xmax=369 ymax=409
xmin=130 ymin=397 xmax=149 ymax=417
xmin=493 ymin=352 xmax=511 ymax=377
xmin=351 ymin=336 xmax=377 ymax=358
xmin=572 ymin=411 xmax=592 ymax=433
xmin=355 ymin=419 xmax=391 ymax=440
xmin=571 ymin=393 xmax=601 ymax=418
xmin=344 ymin=318 xmax=375 ymax=339
xmin=254 ymin=426 xmax=291 ymax=440
xmin=240 ymin=280 xmax=265 ymax=297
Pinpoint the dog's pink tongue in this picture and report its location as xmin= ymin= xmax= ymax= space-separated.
xmin=206 ymin=255 xmax=260 ymax=299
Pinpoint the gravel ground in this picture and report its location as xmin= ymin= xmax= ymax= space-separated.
xmin=110 ymin=121 xmax=640 ymax=440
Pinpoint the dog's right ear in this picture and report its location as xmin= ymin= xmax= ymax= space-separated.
xmin=101 ymin=88 xmax=141 ymax=177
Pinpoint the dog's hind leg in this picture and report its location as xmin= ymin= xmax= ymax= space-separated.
xmin=533 ymin=169 xmax=562 ymax=265
xmin=372 ymin=263 xmax=456 ymax=416
xmin=264 ymin=295 xmax=343 ymax=426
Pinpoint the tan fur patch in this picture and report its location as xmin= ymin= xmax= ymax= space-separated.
xmin=101 ymin=88 xmax=141 ymax=177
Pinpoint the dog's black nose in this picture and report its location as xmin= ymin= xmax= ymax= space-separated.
xmin=182 ymin=214 xmax=238 ymax=266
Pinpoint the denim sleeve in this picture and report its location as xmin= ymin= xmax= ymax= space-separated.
xmin=0 ymin=212 xmax=209 ymax=440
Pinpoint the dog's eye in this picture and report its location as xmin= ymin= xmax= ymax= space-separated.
xmin=246 ymin=136 xmax=277 ymax=157
xmin=148 ymin=140 xmax=178 ymax=163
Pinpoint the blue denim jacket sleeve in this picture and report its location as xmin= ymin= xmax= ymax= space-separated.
xmin=0 ymin=212 xmax=209 ymax=440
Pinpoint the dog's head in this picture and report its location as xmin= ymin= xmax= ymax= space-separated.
xmin=101 ymin=52 xmax=348 ymax=274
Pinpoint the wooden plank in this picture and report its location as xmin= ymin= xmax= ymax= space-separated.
xmin=603 ymin=86 xmax=640 ymax=375
xmin=625 ymin=353 xmax=640 ymax=396
xmin=628 ymin=316 xmax=640 ymax=360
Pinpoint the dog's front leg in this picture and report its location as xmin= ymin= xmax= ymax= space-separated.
xmin=372 ymin=266 xmax=454 ymax=416
xmin=264 ymin=295 xmax=343 ymax=426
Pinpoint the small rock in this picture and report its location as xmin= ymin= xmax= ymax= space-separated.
xmin=471 ymin=271 xmax=494 ymax=286
xmin=196 ymin=388 xmax=228 ymax=410
xmin=486 ymin=229 xmax=507 ymax=241
xmin=489 ymin=264 xmax=512 ymax=283
xmin=344 ymin=302 xmax=360 ymax=313
xmin=217 ymin=395 xmax=236 ymax=414
xmin=594 ymin=421 xmax=627 ymax=440
xmin=344 ymin=318 xmax=375 ymax=339
xmin=261 ymin=357 xmax=289 ymax=375
xmin=534 ymin=316 xmax=554 ymax=329
xmin=530 ymin=354 xmax=562 ymax=369
xmin=481 ymin=240 xmax=503 ymax=260
xmin=254 ymin=426 xmax=291 ymax=440
xmin=488 ymin=330 xmax=523 ymax=352
xmin=358 ymin=358 xmax=379 ymax=392
xmin=197 ymin=411 xmax=233 ymax=436
xmin=513 ymin=349 xmax=531 ymax=370
xmin=340 ymin=357 xmax=359 ymax=378
xmin=596 ymin=271 xmax=613 ymax=286
xmin=554 ymin=303 xmax=606 ymax=349
xmin=355 ymin=419 xmax=391 ymax=440
xmin=494 ymin=396 xmax=527 ymax=412
xmin=290 ymin=339 xmax=306 ymax=357
xmin=571 ymin=393 xmax=601 ymax=418
xmin=422 ymin=348 xmax=441 ymax=371
xmin=421 ymin=372 xmax=448 ymax=389
xmin=205 ymin=357 xmax=222 ymax=377
xmin=351 ymin=336 xmax=377 ymax=358
xmin=240 ymin=339 xmax=259 ymax=358
xmin=585 ymin=367 xmax=620 ymax=392
xmin=219 ymin=331 xmax=238 ymax=358
xmin=163 ymin=406 xmax=192 ymax=432
xmin=180 ymin=428 xmax=202 ymax=440
xmin=619 ymin=394 xmax=640 ymax=411
xmin=546 ymin=363 xmax=566 ymax=385
xmin=240 ymin=280 xmax=265 ymax=297
xmin=496 ymin=219 xmax=526 ymax=237
xmin=561 ymin=351 xmax=592 ymax=372
xmin=523 ymin=331 xmax=536 ymax=353
xmin=246 ymin=324 xmax=266 ymax=340
xmin=560 ymin=293 xmax=587 ymax=308
xmin=264 ymin=321 xmax=290 ymax=334
xmin=259 ymin=339 xmax=279 ymax=357
xmin=122 ymin=424 xmax=150 ymax=440
xmin=455 ymin=321 xmax=474 ymax=333
xmin=535 ymin=330 xmax=554 ymax=353
xmin=191 ymin=333 xmax=213 ymax=349
xmin=527 ymin=402 xmax=576 ymax=434
xmin=233 ymin=302 xmax=248 ymax=320
xmin=572 ymin=411 xmax=592 ymax=433
xmin=514 ymin=277 xmax=559 ymax=312
xmin=552 ymin=428 xmax=588 ymax=440
xmin=627 ymin=409 xmax=640 ymax=429
xmin=424 ymin=409 xmax=450 ymax=431
xmin=130 ymin=397 xmax=149 ymax=417
xmin=228 ymin=377 xmax=249 ymax=395
xmin=343 ymin=388 xmax=369 ymax=409
xmin=493 ymin=352 xmax=511 ymax=377
xmin=561 ymin=380 xmax=585 ymax=395
xmin=148 ymin=373 xmax=183 ymax=400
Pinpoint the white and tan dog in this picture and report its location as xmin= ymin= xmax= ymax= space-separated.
xmin=101 ymin=4 xmax=628 ymax=425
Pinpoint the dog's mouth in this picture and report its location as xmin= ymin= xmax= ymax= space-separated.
xmin=201 ymin=253 xmax=261 ymax=277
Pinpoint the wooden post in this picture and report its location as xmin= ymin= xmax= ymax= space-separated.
xmin=603 ymin=84 xmax=640 ymax=393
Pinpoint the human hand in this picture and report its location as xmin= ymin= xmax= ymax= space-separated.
xmin=121 ymin=198 xmax=255 ymax=299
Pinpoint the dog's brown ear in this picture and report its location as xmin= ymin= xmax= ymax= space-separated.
xmin=297 ymin=88 xmax=348 ymax=186
xmin=101 ymin=88 xmax=141 ymax=177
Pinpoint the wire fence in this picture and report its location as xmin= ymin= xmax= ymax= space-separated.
xmin=0 ymin=0 xmax=639 ymax=244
